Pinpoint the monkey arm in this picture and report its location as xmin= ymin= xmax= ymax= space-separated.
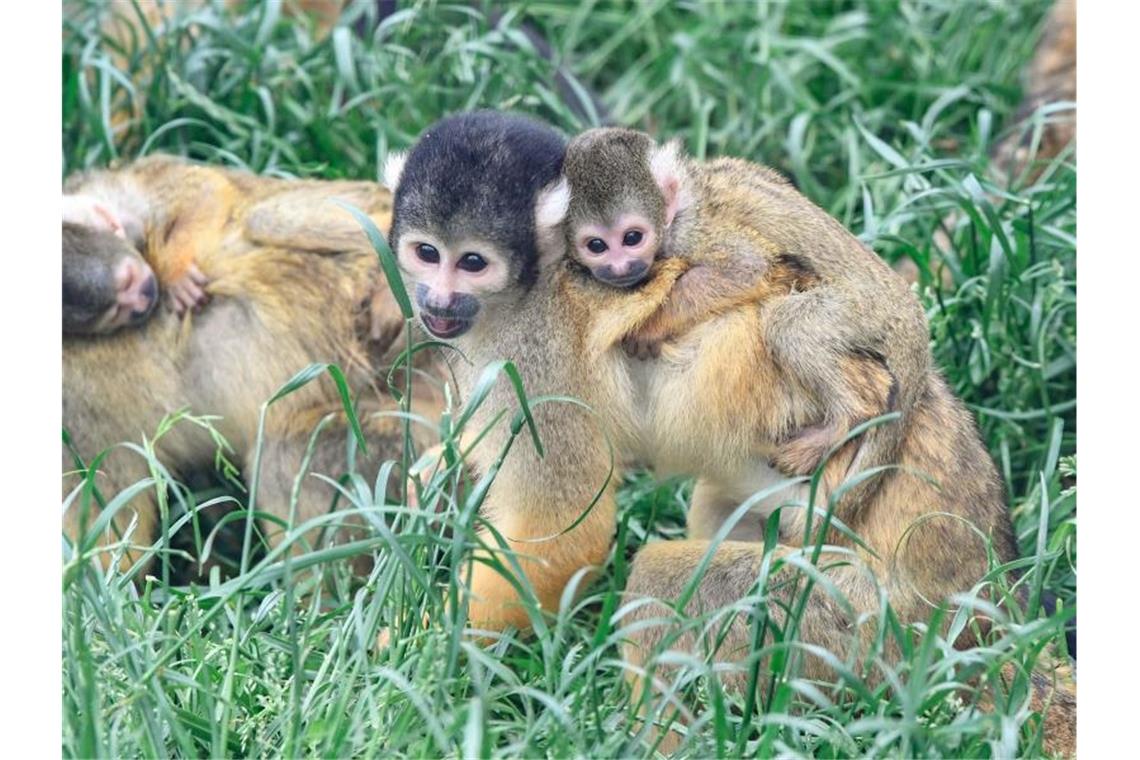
xmin=141 ymin=166 xmax=239 ymax=314
xmin=621 ymin=252 xmax=804 ymax=359
xmin=244 ymin=183 xmax=393 ymax=253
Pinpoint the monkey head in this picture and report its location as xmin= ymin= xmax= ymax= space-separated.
xmin=552 ymin=128 xmax=689 ymax=288
xmin=62 ymin=219 xmax=158 ymax=335
xmin=385 ymin=111 xmax=568 ymax=341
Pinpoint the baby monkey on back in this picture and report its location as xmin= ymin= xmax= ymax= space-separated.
xmin=551 ymin=127 xmax=930 ymax=480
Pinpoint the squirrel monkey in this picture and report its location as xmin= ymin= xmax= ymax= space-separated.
xmin=551 ymin=127 xmax=930 ymax=489
xmin=63 ymin=155 xmax=445 ymax=575
xmin=62 ymin=220 xmax=159 ymax=335
xmin=385 ymin=111 xmax=1074 ymax=755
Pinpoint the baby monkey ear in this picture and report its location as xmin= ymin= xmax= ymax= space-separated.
xmin=534 ymin=176 xmax=571 ymax=265
xmin=62 ymin=194 xmax=126 ymax=238
xmin=647 ymin=138 xmax=691 ymax=227
xmin=382 ymin=151 xmax=408 ymax=192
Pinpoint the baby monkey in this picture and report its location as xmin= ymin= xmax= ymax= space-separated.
xmin=62 ymin=220 xmax=158 ymax=335
xmin=551 ymin=127 xmax=930 ymax=480
xmin=62 ymin=192 xmax=210 ymax=335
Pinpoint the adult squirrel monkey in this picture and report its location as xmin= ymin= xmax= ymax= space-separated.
xmin=384 ymin=112 xmax=1074 ymax=756
xmin=63 ymin=155 xmax=445 ymax=574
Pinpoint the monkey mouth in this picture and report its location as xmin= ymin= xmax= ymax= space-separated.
xmin=600 ymin=270 xmax=650 ymax=288
xmin=420 ymin=313 xmax=471 ymax=339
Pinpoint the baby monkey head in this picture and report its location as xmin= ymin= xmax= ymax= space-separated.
xmin=552 ymin=128 xmax=689 ymax=288
xmin=385 ymin=111 xmax=567 ymax=341
xmin=62 ymin=211 xmax=158 ymax=336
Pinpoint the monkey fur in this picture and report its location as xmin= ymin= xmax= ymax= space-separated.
xmin=556 ymin=127 xmax=931 ymax=508
xmin=385 ymin=111 xmax=1074 ymax=755
xmin=63 ymin=155 xmax=444 ymax=575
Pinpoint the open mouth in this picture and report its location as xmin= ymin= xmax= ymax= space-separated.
xmin=421 ymin=313 xmax=471 ymax=339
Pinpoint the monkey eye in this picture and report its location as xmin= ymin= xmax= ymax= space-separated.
xmin=586 ymin=238 xmax=608 ymax=254
xmin=415 ymin=243 xmax=440 ymax=264
xmin=622 ymin=229 xmax=644 ymax=247
xmin=457 ymin=252 xmax=488 ymax=273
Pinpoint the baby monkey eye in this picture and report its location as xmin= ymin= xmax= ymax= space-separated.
xmin=457 ymin=252 xmax=488 ymax=272
xmin=586 ymin=238 xmax=608 ymax=254
xmin=622 ymin=229 xmax=644 ymax=247
xmin=415 ymin=243 xmax=440 ymax=264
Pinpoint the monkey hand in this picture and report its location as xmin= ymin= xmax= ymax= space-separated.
xmin=620 ymin=317 xmax=675 ymax=360
xmin=167 ymin=264 xmax=211 ymax=315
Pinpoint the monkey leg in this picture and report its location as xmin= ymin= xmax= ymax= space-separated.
xmin=763 ymin=292 xmax=900 ymax=481
xmin=687 ymin=479 xmax=764 ymax=543
xmin=621 ymin=539 xmax=882 ymax=751
xmin=687 ymin=475 xmax=809 ymax=545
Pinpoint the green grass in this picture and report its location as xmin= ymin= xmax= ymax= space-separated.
xmin=63 ymin=0 xmax=1075 ymax=757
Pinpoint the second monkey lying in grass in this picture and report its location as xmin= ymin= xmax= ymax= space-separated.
xmin=63 ymin=154 xmax=443 ymax=576
xmin=547 ymin=127 xmax=930 ymax=488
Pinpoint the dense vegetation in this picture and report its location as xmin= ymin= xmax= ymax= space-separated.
xmin=63 ymin=1 xmax=1075 ymax=756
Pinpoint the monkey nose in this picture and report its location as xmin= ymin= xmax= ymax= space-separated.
xmin=117 ymin=262 xmax=158 ymax=317
xmin=133 ymin=274 xmax=158 ymax=318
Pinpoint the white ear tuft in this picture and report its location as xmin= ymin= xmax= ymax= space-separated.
xmin=648 ymin=138 xmax=693 ymax=223
xmin=534 ymin=176 xmax=571 ymax=231
xmin=648 ymin=139 xmax=685 ymax=190
xmin=382 ymin=151 xmax=408 ymax=192
xmin=534 ymin=176 xmax=571 ymax=266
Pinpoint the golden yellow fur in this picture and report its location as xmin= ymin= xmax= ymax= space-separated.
xmin=63 ymin=156 xmax=444 ymax=573
xmin=442 ymin=186 xmax=1073 ymax=755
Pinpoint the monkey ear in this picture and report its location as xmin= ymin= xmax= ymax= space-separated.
xmin=535 ymin=176 xmax=571 ymax=230
xmin=382 ymin=151 xmax=408 ymax=192
xmin=62 ymin=194 xmax=126 ymax=238
xmin=648 ymin=139 xmax=691 ymax=227
xmin=534 ymin=176 xmax=571 ymax=265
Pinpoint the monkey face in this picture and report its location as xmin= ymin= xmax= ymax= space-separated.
xmin=560 ymin=128 xmax=687 ymax=290
xmin=386 ymin=111 xmax=568 ymax=342
xmin=570 ymin=212 xmax=660 ymax=288
xmin=394 ymin=231 xmax=512 ymax=339
xmin=63 ymin=223 xmax=159 ymax=335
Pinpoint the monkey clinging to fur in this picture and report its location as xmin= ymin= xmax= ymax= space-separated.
xmin=548 ymin=127 xmax=931 ymax=493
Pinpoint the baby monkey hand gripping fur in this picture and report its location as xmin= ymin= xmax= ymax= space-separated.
xmin=553 ymin=127 xmax=930 ymax=487
xmin=63 ymin=172 xmax=217 ymax=323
